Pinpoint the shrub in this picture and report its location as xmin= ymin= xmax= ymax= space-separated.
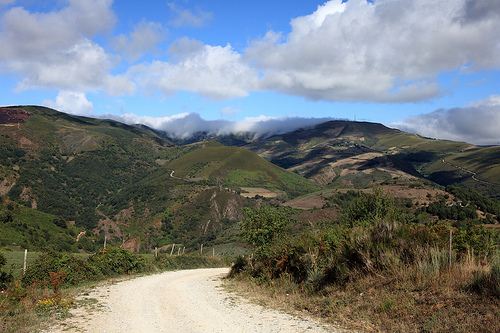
xmin=228 ymin=256 xmax=248 ymax=277
xmin=341 ymin=189 xmax=398 ymax=226
xmin=241 ymin=206 xmax=291 ymax=257
xmin=87 ymin=247 xmax=145 ymax=276
xmin=22 ymin=252 xmax=100 ymax=286
xmin=453 ymin=225 xmax=498 ymax=257
xmin=467 ymin=264 xmax=500 ymax=298
xmin=0 ymin=252 xmax=13 ymax=290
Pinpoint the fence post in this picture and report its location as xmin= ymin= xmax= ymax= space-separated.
xmin=200 ymin=243 xmax=204 ymax=255
xmin=182 ymin=247 xmax=185 ymax=255
xmin=212 ymin=247 xmax=215 ymax=257
xmin=23 ymin=249 xmax=27 ymax=276
xmin=170 ymin=244 xmax=175 ymax=256
xmin=177 ymin=247 xmax=181 ymax=256
xmin=155 ymin=247 xmax=158 ymax=258
xmin=103 ymin=235 xmax=107 ymax=249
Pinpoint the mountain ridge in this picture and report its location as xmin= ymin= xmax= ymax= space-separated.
xmin=1 ymin=105 xmax=499 ymax=253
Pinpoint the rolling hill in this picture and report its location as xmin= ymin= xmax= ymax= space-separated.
xmin=244 ymin=120 xmax=500 ymax=197
xmin=0 ymin=106 xmax=318 ymax=252
xmin=1 ymin=106 xmax=498 ymax=252
xmin=166 ymin=142 xmax=319 ymax=196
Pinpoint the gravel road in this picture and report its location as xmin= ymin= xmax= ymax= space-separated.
xmin=48 ymin=268 xmax=337 ymax=333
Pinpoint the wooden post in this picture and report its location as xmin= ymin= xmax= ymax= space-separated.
xmin=170 ymin=244 xmax=175 ymax=256
xmin=212 ymin=247 xmax=215 ymax=257
xmin=103 ymin=235 xmax=107 ymax=249
xmin=177 ymin=247 xmax=181 ymax=256
xmin=155 ymin=247 xmax=158 ymax=258
xmin=23 ymin=249 xmax=27 ymax=276
xmin=200 ymin=243 xmax=204 ymax=255
xmin=449 ymin=228 xmax=453 ymax=268
xmin=182 ymin=247 xmax=185 ymax=255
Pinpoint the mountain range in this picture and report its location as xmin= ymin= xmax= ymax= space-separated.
xmin=1 ymin=106 xmax=499 ymax=252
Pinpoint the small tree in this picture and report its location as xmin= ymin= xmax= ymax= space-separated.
xmin=241 ymin=206 xmax=290 ymax=256
xmin=342 ymin=188 xmax=397 ymax=226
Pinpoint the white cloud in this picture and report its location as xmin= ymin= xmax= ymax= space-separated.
xmin=13 ymin=39 xmax=112 ymax=91
xmin=104 ymin=75 xmax=135 ymax=96
xmin=245 ymin=0 xmax=500 ymax=102
xmin=43 ymin=91 xmax=94 ymax=116
xmin=105 ymin=112 xmax=330 ymax=139
xmin=396 ymin=95 xmax=500 ymax=145
xmin=0 ymin=0 xmax=132 ymax=95
xmin=131 ymin=41 xmax=258 ymax=99
xmin=1 ymin=0 xmax=499 ymax=108
xmin=167 ymin=37 xmax=204 ymax=61
xmin=167 ymin=2 xmax=212 ymax=28
xmin=113 ymin=21 xmax=165 ymax=61
xmin=0 ymin=0 xmax=115 ymax=60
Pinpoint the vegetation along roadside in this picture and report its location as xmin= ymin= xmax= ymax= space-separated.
xmin=228 ymin=190 xmax=500 ymax=333
xmin=0 ymin=247 xmax=226 ymax=333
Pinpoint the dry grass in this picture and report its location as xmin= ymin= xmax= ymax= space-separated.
xmin=239 ymin=187 xmax=282 ymax=198
xmin=0 ymin=281 xmax=75 ymax=333
xmin=226 ymin=255 xmax=499 ymax=333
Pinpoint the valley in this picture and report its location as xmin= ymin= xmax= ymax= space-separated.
xmin=1 ymin=105 xmax=499 ymax=333
xmin=1 ymin=105 xmax=499 ymax=253
xmin=1 ymin=1 xmax=499 ymax=332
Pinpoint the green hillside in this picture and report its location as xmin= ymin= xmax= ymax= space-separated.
xmin=1 ymin=106 xmax=498 ymax=253
xmin=245 ymin=120 xmax=499 ymax=197
xmin=0 ymin=106 xmax=318 ymax=252
xmin=166 ymin=142 xmax=319 ymax=196
xmin=0 ymin=106 xmax=181 ymax=229
xmin=0 ymin=200 xmax=77 ymax=251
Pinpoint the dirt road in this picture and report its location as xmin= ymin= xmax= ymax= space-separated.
xmin=48 ymin=268 xmax=337 ymax=333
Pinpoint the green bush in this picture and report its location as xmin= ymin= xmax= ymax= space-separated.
xmin=341 ymin=189 xmax=398 ymax=226
xmin=232 ymin=205 xmax=496 ymax=292
xmin=22 ymin=252 xmax=99 ymax=286
xmin=0 ymin=252 xmax=13 ymax=290
xmin=241 ymin=206 xmax=291 ymax=257
xmin=22 ymin=248 xmax=146 ymax=287
xmin=87 ymin=247 xmax=145 ymax=277
xmin=453 ymin=225 xmax=498 ymax=257
xmin=228 ymin=255 xmax=248 ymax=277
xmin=425 ymin=200 xmax=476 ymax=221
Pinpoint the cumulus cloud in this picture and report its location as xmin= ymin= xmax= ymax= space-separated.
xmin=245 ymin=0 xmax=500 ymax=102
xmin=396 ymin=96 xmax=500 ymax=145
xmin=167 ymin=2 xmax=212 ymax=28
xmin=13 ymin=39 xmax=112 ymax=91
xmin=43 ymin=91 xmax=94 ymax=116
xmin=130 ymin=40 xmax=259 ymax=99
xmin=2 ymin=0 xmax=500 ymax=111
xmin=0 ymin=0 xmax=132 ymax=94
xmin=0 ymin=0 xmax=115 ymax=60
xmin=105 ymin=112 xmax=330 ymax=139
xmin=113 ymin=21 xmax=165 ymax=61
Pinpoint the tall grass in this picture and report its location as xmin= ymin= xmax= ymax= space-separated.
xmin=230 ymin=190 xmax=499 ymax=331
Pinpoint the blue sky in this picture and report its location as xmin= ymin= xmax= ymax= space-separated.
xmin=0 ymin=0 xmax=499 ymax=144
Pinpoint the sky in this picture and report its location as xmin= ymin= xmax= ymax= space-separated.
xmin=0 ymin=0 xmax=499 ymax=144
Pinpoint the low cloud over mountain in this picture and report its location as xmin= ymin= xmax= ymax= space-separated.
xmin=396 ymin=96 xmax=500 ymax=145
xmin=106 ymin=112 xmax=331 ymax=139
